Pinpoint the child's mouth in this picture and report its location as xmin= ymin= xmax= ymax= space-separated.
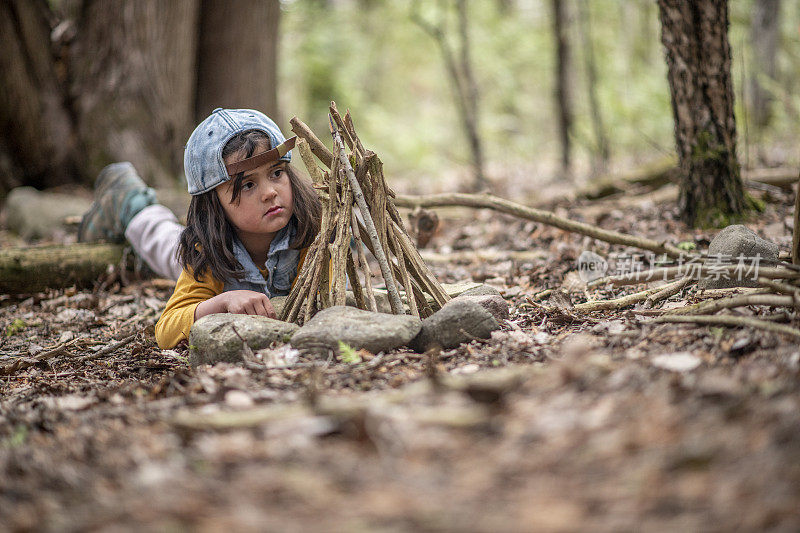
xmin=264 ymin=206 xmax=283 ymax=217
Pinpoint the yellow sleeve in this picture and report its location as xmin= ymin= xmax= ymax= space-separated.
xmin=155 ymin=268 xmax=224 ymax=349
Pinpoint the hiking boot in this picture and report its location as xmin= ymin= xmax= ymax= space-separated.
xmin=78 ymin=162 xmax=156 ymax=243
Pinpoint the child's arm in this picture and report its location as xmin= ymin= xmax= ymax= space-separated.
xmin=194 ymin=291 xmax=276 ymax=320
xmin=155 ymin=268 xmax=223 ymax=349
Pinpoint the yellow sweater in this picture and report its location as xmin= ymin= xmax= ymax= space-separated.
xmin=155 ymin=249 xmax=308 ymax=349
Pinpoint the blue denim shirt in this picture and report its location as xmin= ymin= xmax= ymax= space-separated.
xmin=222 ymin=219 xmax=301 ymax=297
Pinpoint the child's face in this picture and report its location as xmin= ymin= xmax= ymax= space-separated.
xmin=217 ymin=141 xmax=294 ymax=246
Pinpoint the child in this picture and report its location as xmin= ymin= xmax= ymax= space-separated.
xmin=79 ymin=109 xmax=321 ymax=349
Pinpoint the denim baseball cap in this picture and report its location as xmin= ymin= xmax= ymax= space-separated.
xmin=184 ymin=108 xmax=293 ymax=195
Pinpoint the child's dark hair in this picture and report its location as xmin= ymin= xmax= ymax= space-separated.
xmin=178 ymin=130 xmax=321 ymax=282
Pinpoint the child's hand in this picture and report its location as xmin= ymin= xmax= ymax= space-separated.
xmin=195 ymin=290 xmax=277 ymax=320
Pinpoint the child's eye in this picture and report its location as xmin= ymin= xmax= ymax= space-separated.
xmin=241 ymin=180 xmax=256 ymax=191
xmin=271 ymin=168 xmax=284 ymax=180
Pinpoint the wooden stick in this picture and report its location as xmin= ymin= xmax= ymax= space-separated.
xmin=0 ymin=338 xmax=80 ymax=376
xmin=330 ymin=116 xmax=404 ymax=314
xmin=589 ymin=264 xmax=800 ymax=289
xmin=644 ymin=314 xmax=800 ymax=340
xmin=297 ymin=138 xmax=325 ymax=186
xmin=757 ymin=277 xmax=800 ymax=297
xmin=330 ymin=168 xmax=353 ymax=306
xmin=290 ymin=116 xmax=333 ymax=169
xmin=666 ymin=293 xmax=796 ymax=316
xmin=793 ymin=175 xmax=800 ymax=264
xmin=345 ymin=251 xmax=366 ymax=310
xmin=76 ymin=333 xmax=138 ymax=362
xmin=395 ymin=192 xmax=688 ymax=258
xmin=390 ymin=219 xmax=450 ymax=307
xmin=351 ymin=210 xmax=378 ymax=312
xmin=574 ymin=278 xmax=687 ymax=312
xmin=388 ymin=228 xmax=420 ymax=318
xmin=645 ymin=276 xmax=693 ymax=306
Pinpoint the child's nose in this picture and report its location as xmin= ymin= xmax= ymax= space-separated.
xmin=261 ymin=182 xmax=278 ymax=201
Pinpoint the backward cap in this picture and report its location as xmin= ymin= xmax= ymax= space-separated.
xmin=184 ymin=108 xmax=291 ymax=195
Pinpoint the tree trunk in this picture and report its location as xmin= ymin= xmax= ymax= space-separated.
xmin=0 ymin=0 xmax=84 ymax=191
xmin=577 ymin=1 xmax=609 ymax=174
xmin=454 ymin=0 xmax=487 ymax=191
xmin=749 ymin=0 xmax=780 ymax=130
xmin=657 ymin=0 xmax=747 ymax=227
xmin=195 ymin=0 xmax=280 ymax=123
xmin=551 ymin=0 xmax=573 ymax=176
xmin=69 ymin=0 xmax=201 ymax=188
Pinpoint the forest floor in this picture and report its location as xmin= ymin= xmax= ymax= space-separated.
xmin=1 ymin=181 xmax=799 ymax=531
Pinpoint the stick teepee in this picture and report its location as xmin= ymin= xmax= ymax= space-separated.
xmin=279 ymin=102 xmax=450 ymax=324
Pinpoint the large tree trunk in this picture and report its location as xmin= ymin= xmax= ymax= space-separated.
xmin=195 ymin=0 xmax=280 ymax=123
xmin=551 ymin=0 xmax=573 ymax=177
xmin=69 ymin=0 xmax=201 ymax=188
xmin=749 ymin=0 xmax=780 ymax=130
xmin=0 ymin=0 xmax=84 ymax=191
xmin=0 ymin=0 xmax=281 ymax=196
xmin=657 ymin=0 xmax=747 ymax=227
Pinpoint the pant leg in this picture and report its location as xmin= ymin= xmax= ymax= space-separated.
xmin=124 ymin=204 xmax=184 ymax=281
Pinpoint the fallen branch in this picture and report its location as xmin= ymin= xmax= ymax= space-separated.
xmin=574 ymin=278 xmax=688 ymax=312
xmin=0 ymin=243 xmax=126 ymax=294
xmin=0 ymin=338 xmax=80 ymax=376
xmin=76 ymin=333 xmax=138 ymax=362
xmin=644 ymin=314 xmax=800 ymax=340
xmin=395 ymin=192 xmax=686 ymax=258
xmin=588 ymin=264 xmax=800 ymax=289
xmin=757 ymin=277 xmax=800 ymax=298
xmin=645 ymin=276 xmax=693 ymax=306
xmin=665 ymin=293 xmax=796 ymax=316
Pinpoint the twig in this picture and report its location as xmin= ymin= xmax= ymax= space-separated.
xmin=290 ymin=116 xmax=333 ymax=168
xmin=588 ymin=264 xmax=800 ymax=289
xmin=76 ymin=333 xmax=137 ymax=362
xmin=793 ymin=171 xmax=800 ymax=264
xmin=0 ymin=338 xmax=80 ymax=376
xmin=645 ymin=276 xmax=693 ymax=306
xmin=666 ymin=293 xmax=797 ymax=316
xmin=644 ymin=314 xmax=800 ymax=340
xmin=574 ymin=279 xmax=686 ymax=312
xmin=330 ymin=115 xmax=404 ymax=314
xmin=757 ymin=277 xmax=800 ymax=297
xmin=351 ymin=210 xmax=377 ymax=312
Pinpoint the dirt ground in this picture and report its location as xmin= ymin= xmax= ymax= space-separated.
xmin=1 ymin=183 xmax=799 ymax=532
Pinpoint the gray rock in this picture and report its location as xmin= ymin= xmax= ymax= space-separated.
xmin=5 ymin=187 xmax=92 ymax=240
xmin=290 ymin=306 xmax=422 ymax=357
xmin=189 ymin=313 xmax=299 ymax=367
xmin=457 ymin=284 xmax=503 ymax=298
xmin=409 ymin=297 xmax=501 ymax=352
xmin=698 ymin=224 xmax=779 ymax=289
xmin=454 ymin=294 xmax=509 ymax=322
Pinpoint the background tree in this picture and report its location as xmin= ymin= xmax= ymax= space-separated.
xmin=551 ymin=0 xmax=573 ymax=177
xmin=195 ymin=0 xmax=280 ymax=122
xmin=0 ymin=0 xmax=280 ymax=194
xmin=411 ymin=0 xmax=487 ymax=191
xmin=657 ymin=0 xmax=747 ymax=227
xmin=577 ymin=1 xmax=609 ymax=175
xmin=749 ymin=0 xmax=780 ymax=133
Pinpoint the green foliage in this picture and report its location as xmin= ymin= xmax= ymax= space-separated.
xmin=337 ymin=341 xmax=362 ymax=364
xmin=677 ymin=241 xmax=696 ymax=251
xmin=279 ymin=0 xmax=800 ymax=191
xmin=2 ymin=425 xmax=28 ymax=448
xmin=5 ymin=318 xmax=26 ymax=337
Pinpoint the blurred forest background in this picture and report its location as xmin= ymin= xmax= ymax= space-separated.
xmin=2 ymin=0 xmax=799 ymax=202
